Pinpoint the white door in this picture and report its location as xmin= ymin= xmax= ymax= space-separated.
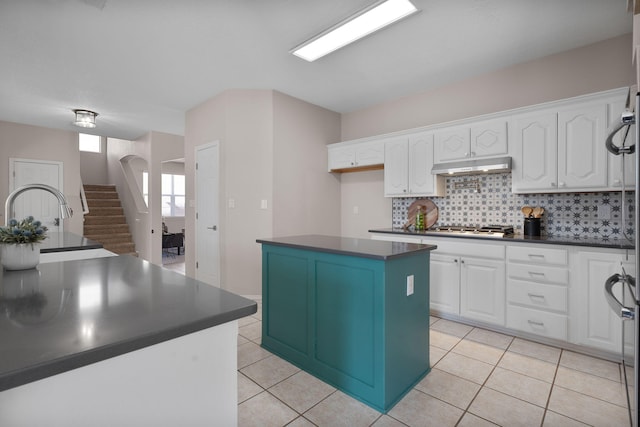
xmin=9 ymin=158 xmax=64 ymax=232
xmin=195 ymin=142 xmax=220 ymax=287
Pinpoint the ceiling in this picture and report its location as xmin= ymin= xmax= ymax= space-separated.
xmin=0 ymin=0 xmax=633 ymax=140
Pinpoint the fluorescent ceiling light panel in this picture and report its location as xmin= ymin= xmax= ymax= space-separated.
xmin=291 ymin=0 xmax=418 ymax=62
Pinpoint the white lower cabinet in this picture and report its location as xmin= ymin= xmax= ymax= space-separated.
xmin=425 ymin=238 xmax=505 ymax=326
xmin=506 ymin=245 xmax=569 ymax=341
xmin=574 ymin=249 xmax=634 ymax=353
xmin=460 ymin=256 xmax=505 ymax=326
xmin=371 ymin=232 xmax=633 ymax=356
xmin=429 ymin=254 xmax=460 ymax=315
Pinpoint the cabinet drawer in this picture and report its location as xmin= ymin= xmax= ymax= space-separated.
xmin=426 ymin=239 xmax=505 ymax=259
xmin=507 ymin=279 xmax=568 ymax=313
xmin=507 ymin=246 xmax=568 ymax=266
xmin=507 ymin=305 xmax=568 ymax=340
xmin=507 ymin=263 xmax=569 ymax=285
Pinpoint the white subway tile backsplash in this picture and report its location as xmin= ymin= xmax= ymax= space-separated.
xmin=392 ymin=173 xmax=635 ymax=240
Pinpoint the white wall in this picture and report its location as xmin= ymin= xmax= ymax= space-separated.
xmin=79 ymin=137 xmax=108 ymax=185
xmin=272 ymin=91 xmax=341 ymax=237
xmin=0 ymin=120 xmax=83 ymax=234
xmin=185 ymin=90 xmax=341 ymax=297
xmin=338 ymin=34 xmax=635 ymax=238
xmin=342 ymin=34 xmax=634 ymax=140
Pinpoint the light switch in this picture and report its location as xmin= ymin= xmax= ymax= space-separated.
xmin=353 ymin=206 xmax=359 ymax=214
xmin=260 ymin=199 xmax=268 ymax=210
xmin=406 ymin=275 xmax=414 ymax=296
xmin=228 ymin=198 xmax=235 ymax=209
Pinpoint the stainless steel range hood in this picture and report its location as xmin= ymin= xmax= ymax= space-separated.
xmin=431 ymin=156 xmax=512 ymax=176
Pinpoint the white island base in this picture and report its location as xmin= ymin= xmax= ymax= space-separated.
xmin=0 ymin=321 xmax=238 ymax=427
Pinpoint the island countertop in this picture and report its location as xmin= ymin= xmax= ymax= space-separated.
xmin=0 ymin=255 xmax=257 ymax=392
xmin=256 ymin=234 xmax=437 ymax=260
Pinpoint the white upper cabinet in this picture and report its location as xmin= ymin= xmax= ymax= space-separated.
xmin=434 ymin=120 xmax=507 ymax=163
xmin=383 ymin=137 xmax=409 ymax=196
xmin=471 ymin=119 xmax=508 ymax=158
xmin=510 ymin=111 xmax=558 ymax=193
xmin=434 ymin=126 xmax=470 ymax=162
xmin=557 ymin=103 xmax=608 ymax=190
xmin=511 ymin=90 xmax=628 ymax=193
xmin=327 ymin=140 xmax=384 ymax=171
xmin=384 ymin=132 xmax=444 ymax=197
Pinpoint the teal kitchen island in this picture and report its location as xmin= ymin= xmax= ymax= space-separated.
xmin=256 ymin=235 xmax=437 ymax=413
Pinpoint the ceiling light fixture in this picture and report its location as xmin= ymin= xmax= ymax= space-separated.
xmin=291 ymin=0 xmax=419 ymax=62
xmin=73 ymin=109 xmax=98 ymax=128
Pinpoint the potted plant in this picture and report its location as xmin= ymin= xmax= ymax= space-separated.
xmin=0 ymin=216 xmax=48 ymax=270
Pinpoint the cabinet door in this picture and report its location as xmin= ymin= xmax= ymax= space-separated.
xmin=460 ymin=257 xmax=505 ymax=325
xmin=471 ymin=120 xmax=508 ymax=158
xmin=510 ymin=112 xmax=558 ymax=193
xmin=429 ymin=254 xmax=460 ymax=315
xmin=434 ymin=126 xmax=471 ymax=162
xmin=558 ymin=104 xmax=608 ymax=190
xmin=408 ymin=132 xmax=443 ymax=196
xmin=384 ymin=139 xmax=408 ymax=197
xmin=607 ymin=100 xmax=636 ymax=190
xmin=355 ymin=140 xmax=385 ymax=167
xmin=328 ymin=146 xmax=356 ymax=171
xmin=575 ymin=251 xmax=625 ymax=353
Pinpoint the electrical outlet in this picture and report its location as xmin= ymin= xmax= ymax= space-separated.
xmin=228 ymin=198 xmax=235 ymax=209
xmin=597 ymin=204 xmax=611 ymax=220
xmin=353 ymin=206 xmax=359 ymax=214
xmin=406 ymin=275 xmax=414 ymax=296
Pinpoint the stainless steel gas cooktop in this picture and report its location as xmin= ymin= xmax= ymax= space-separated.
xmin=426 ymin=225 xmax=514 ymax=238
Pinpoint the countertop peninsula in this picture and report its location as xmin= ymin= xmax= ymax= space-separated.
xmin=39 ymin=231 xmax=103 ymax=253
xmin=0 ymin=255 xmax=257 ymax=392
xmin=256 ymin=234 xmax=437 ymax=260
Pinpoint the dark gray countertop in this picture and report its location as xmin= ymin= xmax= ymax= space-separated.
xmin=369 ymin=228 xmax=634 ymax=250
xmin=257 ymin=234 xmax=437 ymax=260
xmin=39 ymin=232 xmax=103 ymax=253
xmin=0 ymin=256 xmax=257 ymax=391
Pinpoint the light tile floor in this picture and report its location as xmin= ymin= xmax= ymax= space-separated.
xmin=238 ymin=302 xmax=632 ymax=427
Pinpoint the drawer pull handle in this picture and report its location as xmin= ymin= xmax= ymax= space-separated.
xmin=528 ymin=271 xmax=546 ymax=277
xmin=527 ymin=293 xmax=546 ymax=300
xmin=527 ymin=320 xmax=545 ymax=327
xmin=528 ymin=254 xmax=545 ymax=259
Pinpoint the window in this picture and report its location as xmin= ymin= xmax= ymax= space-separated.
xmin=79 ymin=133 xmax=101 ymax=153
xmin=162 ymin=174 xmax=185 ymax=217
xmin=142 ymin=172 xmax=149 ymax=206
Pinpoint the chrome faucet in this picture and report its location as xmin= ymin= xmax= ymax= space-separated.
xmin=4 ymin=184 xmax=73 ymax=226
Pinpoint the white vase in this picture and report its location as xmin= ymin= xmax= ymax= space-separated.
xmin=0 ymin=243 xmax=41 ymax=270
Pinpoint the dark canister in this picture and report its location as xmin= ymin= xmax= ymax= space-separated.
xmin=523 ymin=217 xmax=541 ymax=237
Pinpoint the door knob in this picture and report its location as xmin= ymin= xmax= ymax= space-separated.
xmin=207 ymin=225 xmax=217 ymax=231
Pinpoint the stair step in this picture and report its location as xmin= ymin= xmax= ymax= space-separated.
xmin=85 ymin=233 xmax=133 ymax=244
xmin=86 ymin=207 xmax=124 ymax=216
xmin=103 ymin=242 xmax=136 ymax=254
xmin=84 ymin=224 xmax=130 ymax=234
xmin=84 ymin=184 xmax=116 ymax=192
xmin=85 ymin=191 xmax=119 ymax=200
xmin=83 ymin=185 xmax=136 ymax=256
xmin=84 ymin=216 xmax=127 ymax=226
xmin=86 ymin=199 xmax=121 ymax=208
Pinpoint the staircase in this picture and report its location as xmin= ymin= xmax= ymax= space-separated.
xmin=83 ymin=185 xmax=137 ymax=256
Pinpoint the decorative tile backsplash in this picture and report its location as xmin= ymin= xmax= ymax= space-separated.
xmin=392 ymin=173 xmax=635 ymax=240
